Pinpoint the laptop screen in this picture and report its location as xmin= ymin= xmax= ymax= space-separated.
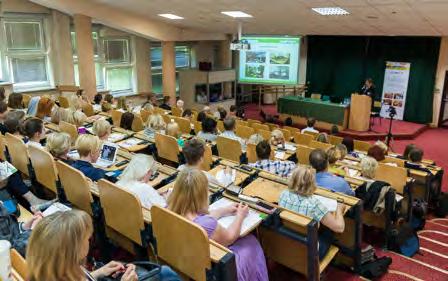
xmin=100 ymin=144 xmax=117 ymax=162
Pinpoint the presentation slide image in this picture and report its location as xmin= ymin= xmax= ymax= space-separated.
xmin=245 ymin=65 xmax=265 ymax=79
xmin=246 ymin=51 xmax=267 ymax=63
xmin=270 ymin=52 xmax=291 ymax=65
xmin=269 ymin=66 xmax=290 ymax=80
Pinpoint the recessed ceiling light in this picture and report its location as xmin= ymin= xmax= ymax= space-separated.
xmin=158 ymin=14 xmax=184 ymax=20
xmin=221 ymin=11 xmax=253 ymax=18
xmin=312 ymin=7 xmax=349 ymax=16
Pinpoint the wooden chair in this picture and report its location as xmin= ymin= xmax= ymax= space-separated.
xmin=171 ymin=107 xmax=182 ymax=117
xmin=235 ymin=119 xmax=249 ymax=127
xmin=279 ymin=128 xmax=291 ymax=142
xmin=258 ymin=129 xmax=272 ymax=141
xmin=216 ymin=136 xmax=242 ymax=162
xmin=294 ymin=133 xmax=313 ymax=146
xmin=193 ymin=121 xmax=202 ymax=134
xmin=235 ymin=125 xmax=254 ymax=140
xmin=303 ymin=131 xmax=318 ymax=138
xmin=247 ymin=119 xmax=261 ymax=127
xmin=173 ymin=116 xmax=192 ymax=135
xmin=111 ymin=110 xmax=123 ymax=127
xmin=354 ymin=140 xmax=371 ymax=152
xmin=11 ymin=249 xmax=27 ymax=280
xmin=22 ymin=94 xmax=32 ymax=108
xmin=155 ymin=133 xmax=180 ymax=163
xmin=266 ymin=123 xmax=279 ymax=131
xmin=252 ymin=123 xmax=270 ymax=132
xmin=58 ymin=96 xmax=70 ymax=108
xmin=200 ymin=144 xmax=214 ymax=171
xmin=384 ymin=156 xmax=405 ymax=167
xmin=82 ymin=103 xmax=95 ymax=117
xmin=140 ymin=109 xmax=152 ymax=123
xmin=5 ymin=133 xmax=30 ymax=177
xmin=131 ymin=116 xmax=144 ymax=132
xmin=283 ymin=126 xmax=300 ymax=136
xmin=152 ymin=206 xmax=217 ymax=281
xmin=217 ymin=120 xmax=225 ymax=133
xmin=246 ymin=143 xmax=258 ymax=163
xmin=56 ymin=161 xmax=94 ymax=215
xmin=0 ymin=134 xmax=7 ymax=161
xmin=310 ymin=93 xmax=321 ymax=100
xmin=309 ymin=140 xmax=332 ymax=151
xmin=329 ymin=135 xmax=343 ymax=145
xmin=59 ymin=121 xmax=78 ymax=144
xmin=162 ymin=114 xmax=173 ymax=124
xmin=375 ymin=163 xmax=408 ymax=194
xmin=296 ymin=144 xmax=313 ymax=165
xmin=28 ymin=146 xmax=59 ymax=195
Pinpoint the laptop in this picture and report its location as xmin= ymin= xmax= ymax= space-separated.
xmin=95 ymin=143 xmax=118 ymax=168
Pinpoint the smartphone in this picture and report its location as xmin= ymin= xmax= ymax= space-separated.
xmin=254 ymin=201 xmax=276 ymax=214
xmin=115 ymin=160 xmax=129 ymax=167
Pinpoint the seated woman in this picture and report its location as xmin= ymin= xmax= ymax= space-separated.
xmin=270 ymin=129 xmax=285 ymax=146
xmin=101 ymin=102 xmax=112 ymax=113
xmin=327 ymin=147 xmax=347 ymax=176
xmin=71 ymin=135 xmax=106 ymax=182
xmin=279 ymin=166 xmax=346 ymax=259
xmin=401 ymin=144 xmax=417 ymax=160
xmin=359 ymin=156 xmax=378 ymax=182
xmin=197 ymin=117 xmax=218 ymax=142
xmin=27 ymin=210 xmax=139 ymax=281
xmin=116 ymin=154 xmax=166 ymax=209
xmin=168 ymin=168 xmax=269 ymax=281
xmin=120 ymin=112 xmax=134 ymax=131
xmin=182 ymin=109 xmax=193 ymax=121
xmin=93 ymin=93 xmax=103 ymax=111
xmin=50 ymin=106 xmax=65 ymax=125
xmin=7 ymin=93 xmax=25 ymax=111
xmin=367 ymin=145 xmax=386 ymax=162
xmin=166 ymin=121 xmax=184 ymax=147
xmin=316 ymin=132 xmax=329 ymax=143
xmin=22 ymin=118 xmax=45 ymax=148
xmin=342 ymin=136 xmax=358 ymax=157
xmin=46 ymin=132 xmax=73 ymax=164
xmin=36 ymin=96 xmax=55 ymax=121
xmin=248 ymin=133 xmax=264 ymax=145
xmin=63 ymin=109 xmax=87 ymax=127
xmin=116 ymin=96 xmax=128 ymax=111
xmin=335 ymin=143 xmax=348 ymax=159
xmin=196 ymin=111 xmax=207 ymax=123
xmin=92 ymin=118 xmax=112 ymax=141
xmin=144 ymin=114 xmax=166 ymax=138
xmin=69 ymin=95 xmax=82 ymax=111
xmin=4 ymin=111 xmax=25 ymax=137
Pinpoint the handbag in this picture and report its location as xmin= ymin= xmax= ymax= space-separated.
xmin=97 ymin=261 xmax=161 ymax=281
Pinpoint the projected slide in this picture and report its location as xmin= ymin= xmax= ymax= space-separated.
xmin=239 ymin=36 xmax=300 ymax=85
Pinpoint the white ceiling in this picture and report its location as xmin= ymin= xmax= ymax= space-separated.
xmin=90 ymin=0 xmax=448 ymax=36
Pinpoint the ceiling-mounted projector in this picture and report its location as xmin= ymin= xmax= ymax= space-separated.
xmin=230 ymin=39 xmax=250 ymax=51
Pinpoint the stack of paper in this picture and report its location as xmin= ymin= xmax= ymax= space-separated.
xmin=42 ymin=202 xmax=72 ymax=217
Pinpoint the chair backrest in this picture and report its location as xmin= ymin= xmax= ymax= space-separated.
xmin=171 ymin=107 xmax=182 ymax=117
xmin=375 ymin=163 xmax=408 ymax=194
xmin=309 ymin=140 xmax=333 ymax=151
xmin=329 ymin=135 xmax=343 ymax=145
xmin=252 ymin=123 xmax=270 ymax=132
xmin=235 ymin=119 xmax=249 ymax=127
xmin=217 ymin=120 xmax=225 ymax=133
xmin=56 ymin=160 xmax=94 ymax=215
xmin=98 ymin=179 xmax=145 ymax=245
xmin=151 ymin=206 xmax=211 ymax=281
xmin=82 ymin=103 xmax=95 ymax=117
xmin=216 ymin=136 xmax=242 ymax=162
xmin=266 ymin=123 xmax=279 ymax=131
xmin=246 ymin=143 xmax=258 ymax=163
xmin=131 ymin=115 xmax=144 ymax=132
xmin=258 ymin=129 xmax=272 ymax=141
xmin=294 ymin=133 xmax=313 ymax=146
xmin=11 ymin=249 xmax=27 ymax=279
xmin=111 ymin=110 xmax=123 ymax=127
xmin=279 ymin=128 xmax=291 ymax=142
xmin=0 ymin=134 xmax=7 ymax=161
xmin=5 ymin=133 xmax=29 ymax=176
xmin=58 ymin=96 xmax=70 ymax=108
xmin=155 ymin=133 xmax=180 ymax=163
xmin=193 ymin=120 xmax=202 ymax=134
xmin=235 ymin=125 xmax=254 ymax=140
xmin=310 ymin=93 xmax=321 ymax=100
xmin=28 ymin=145 xmax=58 ymax=194
xmin=296 ymin=144 xmax=313 ymax=165
xmin=162 ymin=114 xmax=172 ymax=124
xmin=173 ymin=116 xmax=191 ymax=135
xmin=283 ymin=126 xmax=300 ymax=136
xmin=140 ymin=109 xmax=152 ymax=123
xmin=384 ymin=156 xmax=405 ymax=167
xmin=354 ymin=140 xmax=371 ymax=152
xmin=59 ymin=121 xmax=78 ymax=143
xmin=22 ymin=94 xmax=32 ymax=108
xmin=200 ymin=144 xmax=213 ymax=171
xmin=303 ymin=130 xmax=318 ymax=138
xmin=247 ymin=119 xmax=261 ymax=127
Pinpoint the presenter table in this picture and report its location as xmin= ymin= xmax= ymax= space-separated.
xmin=277 ymin=96 xmax=350 ymax=130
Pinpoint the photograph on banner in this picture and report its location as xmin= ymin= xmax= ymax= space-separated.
xmin=380 ymin=61 xmax=411 ymax=120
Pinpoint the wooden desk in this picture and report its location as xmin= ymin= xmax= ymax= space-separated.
xmin=116 ymin=137 xmax=150 ymax=152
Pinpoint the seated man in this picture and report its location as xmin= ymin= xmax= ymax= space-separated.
xmin=159 ymin=95 xmax=172 ymax=110
xmin=310 ymin=149 xmax=354 ymax=196
xmin=71 ymin=135 xmax=106 ymax=182
xmin=249 ymin=140 xmax=296 ymax=177
xmin=301 ymin=117 xmax=319 ymax=134
xmin=405 ymin=147 xmax=431 ymax=172
xmin=220 ymin=117 xmax=246 ymax=148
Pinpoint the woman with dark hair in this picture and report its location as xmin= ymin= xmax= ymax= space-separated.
xmin=367 ymin=145 xmax=386 ymax=162
xmin=8 ymin=93 xmax=24 ymax=110
xmin=401 ymin=144 xmax=417 ymax=160
xmin=197 ymin=117 xmax=218 ymax=142
xmin=342 ymin=136 xmax=358 ymax=157
xmin=197 ymin=111 xmax=207 ymax=123
xmin=0 ymin=87 xmax=6 ymax=102
xmin=120 ymin=112 xmax=134 ymax=131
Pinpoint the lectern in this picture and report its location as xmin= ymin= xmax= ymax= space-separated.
xmin=349 ymin=94 xmax=371 ymax=131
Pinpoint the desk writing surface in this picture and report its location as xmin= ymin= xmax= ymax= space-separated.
xmin=116 ymin=137 xmax=150 ymax=152
xmin=243 ymin=177 xmax=286 ymax=203
xmin=209 ymin=165 xmax=249 ymax=187
xmin=12 ymin=268 xmax=25 ymax=281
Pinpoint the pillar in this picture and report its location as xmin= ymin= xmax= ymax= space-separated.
xmin=162 ymin=41 xmax=176 ymax=103
xmin=219 ymin=35 xmax=233 ymax=98
xmin=432 ymin=37 xmax=448 ymax=127
xmin=73 ymin=14 xmax=97 ymax=100
xmin=51 ymin=10 xmax=75 ymax=85
xmin=135 ymin=36 xmax=152 ymax=93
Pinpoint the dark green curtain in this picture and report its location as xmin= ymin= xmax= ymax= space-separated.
xmin=306 ymin=36 xmax=440 ymax=124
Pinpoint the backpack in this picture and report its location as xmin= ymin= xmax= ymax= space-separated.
xmin=411 ymin=199 xmax=427 ymax=231
xmin=359 ymin=256 xmax=392 ymax=279
xmin=389 ymin=223 xmax=420 ymax=257
xmin=434 ymin=192 xmax=448 ymax=218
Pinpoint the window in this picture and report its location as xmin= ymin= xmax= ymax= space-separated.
xmin=103 ymin=37 xmax=133 ymax=94
xmin=0 ymin=18 xmax=53 ymax=91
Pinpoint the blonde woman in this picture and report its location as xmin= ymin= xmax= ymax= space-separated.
xmin=316 ymin=132 xmax=329 ymax=143
xmin=27 ymin=210 xmax=137 ymax=281
xmin=168 ymin=168 xmax=268 ymax=281
xmin=279 ymin=166 xmax=346 ymax=259
xmin=166 ymin=121 xmax=184 ymax=147
xmin=144 ymin=114 xmax=166 ymax=138
xmin=116 ymin=154 xmax=166 ymax=209
xmin=92 ymin=118 xmax=112 ymax=141
xmin=116 ymin=96 xmax=128 ymax=111
xmin=46 ymin=132 xmax=73 ymax=164
xmin=69 ymin=95 xmax=82 ymax=111
xmin=327 ymin=147 xmax=348 ymax=176
xmin=72 ymin=134 xmax=105 ymax=181
xmin=64 ymin=109 xmax=87 ymax=127
xmin=270 ymin=129 xmax=285 ymax=146
xmin=247 ymin=133 xmax=264 ymax=145
xmin=360 ymin=156 xmax=378 ymax=180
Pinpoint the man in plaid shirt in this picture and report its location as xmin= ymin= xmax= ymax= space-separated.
xmin=249 ymin=140 xmax=296 ymax=177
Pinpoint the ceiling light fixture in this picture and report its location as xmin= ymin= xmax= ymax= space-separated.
xmin=158 ymin=14 xmax=184 ymax=20
xmin=312 ymin=7 xmax=349 ymax=16
xmin=221 ymin=11 xmax=253 ymax=18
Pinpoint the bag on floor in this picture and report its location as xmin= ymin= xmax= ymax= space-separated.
xmin=434 ymin=192 xmax=448 ymax=218
xmin=359 ymin=256 xmax=392 ymax=279
xmin=411 ymin=199 xmax=427 ymax=231
xmin=389 ymin=223 xmax=420 ymax=257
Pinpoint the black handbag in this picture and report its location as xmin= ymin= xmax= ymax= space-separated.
xmin=97 ymin=262 xmax=161 ymax=281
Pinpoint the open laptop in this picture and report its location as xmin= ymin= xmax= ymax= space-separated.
xmin=95 ymin=143 xmax=118 ymax=168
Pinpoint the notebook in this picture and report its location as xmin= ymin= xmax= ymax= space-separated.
xmin=209 ymin=198 xmax=263 ymax=236
xmin=274 ymin=151 xmax=286 ymax=159
xmin=0 ymin=161 xmax=17 ymax=181
xmin=95 ymin=143 xmax=118 ymax=168
xmin=118 ymin=138 xmax=142 ymax=149
xmin=42 ymin=202 xmax=72 ymax=217
xmin=313 ymin=195 xmax=337 ymax=212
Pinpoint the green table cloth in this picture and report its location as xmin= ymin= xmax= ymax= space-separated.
xmin=277 ymin=96 xmax=349 ymax=125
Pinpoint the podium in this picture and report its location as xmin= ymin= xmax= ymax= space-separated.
xmin=349 ymin=94 xmax=371 ymax=131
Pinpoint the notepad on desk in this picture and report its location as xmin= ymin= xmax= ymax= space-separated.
xmin=118 ymin=138 xmax=142 ymax=148
xmin=42 ymin=202 xmax=72 ymax=217
xmin=283 ymin=143 xmax=296 ymax=152
xmin=313 ymin=195 xmax=337 ymax=212
xmin=209 ymin=198 xmax=263 ymax=236
xmin=274 ymin=151 xmax=286 ymax=160
xmin=108 ymin=132 xmax=126 ymax=143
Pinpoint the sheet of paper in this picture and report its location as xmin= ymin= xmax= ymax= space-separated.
xmin=42 ymin=202 xmax=72 ymax=217
xmin=275 ymin=151 xmax=286 ymax=159
xmin=0 ymin=161 xmax=18 ymax=181
xmin=209 ymin=198 xmax=262 ymax=236
xmin=313 ymin=195 xmax=337 ymax=212
xmin=395 ymin=194 xmax=404 ymax=202
xmin=283 ymin=143 xmax=297 ymax=151
xmin=108 ymin=132 xmax=125 ymax=143
xmin=348 ymin=168 xmax=359 ymax=177
xmin=118 ymin=138 xmax=141 ymax=148
xmin=216 ymin=169 xmax=236 ymax=187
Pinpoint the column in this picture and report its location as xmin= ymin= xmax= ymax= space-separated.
xmin=162 ymin=41 xmax=176 ymax=103
xmin=432 ymin=37 xmax=448 ymax=126
xmin=134 ymin=36 xmax=152 ymax=93
xmin=51 ymin=10 xmax=75 ymax=85
xmin=73 ymin=14 xmax=97 ymax=100
xmin=219 ymin=35 xmax=233 ymax=98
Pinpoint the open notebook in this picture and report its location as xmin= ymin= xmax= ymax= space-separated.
xmin=209 ymin=198 xmax=263 ymax=236
xmin=313 ymin=195 xmax=337 ymax=212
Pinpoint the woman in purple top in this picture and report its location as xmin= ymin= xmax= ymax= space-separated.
xmin=168 ymin=168 xmax=268 ymax=281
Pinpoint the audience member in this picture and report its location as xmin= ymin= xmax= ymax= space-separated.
xmin=160 ymin=96 xmax=172 ymax=110
xmin=402 ymin=144 xmax=417 ymax=160
xmin=218 ymin=107 xmax=227 ymax=120
xmin=92 ymin=118 xmax=112 ymax=141
xmin=8 ymin=93 xmax=24 ymax=110
xmin=359 ymin=156 xmax=378 ymax=180
xmin=64 ymin=109 xmax=87 ymax=127
xmin=144 ymin=114 xmax=166 ymax=138
xmin=316 ymin=132 xmax=329 ymax=143
xmin=301 ymin=117 xmax=318 ymax=134
xmin=50 ymin=106 xmax=65 ymax=125
xmin=36 ymin=97 xmax=55 ymax=120
xmin=335 ymin=143 xmax=348 ymax=160
xmin=197 ymin=111 xmax=207 ymax=123
xmin=166 ymin=121 xmax=184 ymax=147
xmin=229 ymin=105 xmax=237 ymax=117
xmin=104 ymin=93 xmax=114 ymax=104
xmin=101 ymin=102 xmax=112 ymax=113
xmin=0 ymin=101 xmax=8 ymax=134
xmin=71 ymin=135 xmax=106 ymax=181
xmin=284 ymin=117 xmax=293 ymax=127
xmin=220 ymin=117 xmax=245 ymax=147
xmin=22 ymin=118 xmax=45 ymax=148
xmin=270 ymin=129 xmax=285 ymax=146
xmin=409 ymin=147 xmax=424 ymax=164
xmin=309 ymin=149 xmax=354 ymax=195
xmin=247 ymin=133 xmax=264 ymax=145
xmin=116 ymin=96 xmax=128 ymax=111
xmin=176 ymin=99 xmax=184 ymax=112
xmin=249 ymin=140 xmax=296 ymax=177
xmin=198 ymin=117 xmax=218 ymax=142
xmin=367 ymin=145 xmax=386 ymax=162
xmin=4 ymin=111 xmax=25 ymax=136
xmin=0 ymin=87 xmax=5 ymax=102
xmin=120 ymin=112 xmax=134 ymax=131
xmin=93 ymin=93 xmax=103 ymax=105
xmin=342 ymin=136 xmax=357 ymax=157
xmin=327 ymin=147 xmax=347 ymax=176
xmin=181 ymin=109 xmax=193 ymax=121
xmin=330 ymin=125 xmax=339 ymax=135
xmin=46 ymin=132 xmax=73 ymax=164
